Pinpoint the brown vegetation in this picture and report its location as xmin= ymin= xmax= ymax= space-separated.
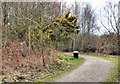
xmin=2 ymin=40 xmax=60 ymax=82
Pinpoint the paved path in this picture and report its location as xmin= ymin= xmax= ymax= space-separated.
xmin=55 ymin=53 xmax=114 ymax=82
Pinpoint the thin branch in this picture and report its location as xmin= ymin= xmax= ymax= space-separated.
xmin=100 ymin=21 xmax=111 ymax=34
xmin=109 ymin=18 xmax=117 ymax=33
xmin=100 ymin=8 xmax=111 ymax=34
xmin=110 ymin=4 xmax=118 ymax=32
xmin=15 ymin=15 xmax=41 ymax=28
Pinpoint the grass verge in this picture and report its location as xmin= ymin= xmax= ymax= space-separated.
xmin=86 ymin=53 xmax=119 ymax=82
xmin=37 ymin=54 xmax=85 ymax=82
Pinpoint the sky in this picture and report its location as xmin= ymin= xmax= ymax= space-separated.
xmin=63 ymin=0 xmax=119 ymax=11
xmin=62 ymin=0 xmax=120 ymax=35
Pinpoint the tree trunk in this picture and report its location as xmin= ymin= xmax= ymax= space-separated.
xmin=117 ymin=33 xmax=120 ymax=55
xmin=28 ymin=26 xmax=31 ymax=55
xmin=2 ymin=3 xmax=8 ymax=26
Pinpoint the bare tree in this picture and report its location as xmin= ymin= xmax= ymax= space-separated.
xmin=100 ymin=0 xmax=120 ymax=55
xmin=117 ymin=1 xmax=120 ymax=55
xmin=77 ymin=3 xmax=97 ymax=52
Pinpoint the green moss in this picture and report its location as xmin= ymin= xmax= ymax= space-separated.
xmin=65 ymin=10 xmax=70 ymax=18
xmin=68 ymin=15 xmax=77 ymax=22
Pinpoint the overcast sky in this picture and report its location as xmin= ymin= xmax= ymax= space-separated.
xmin=62 ymin=0 xmax=120 ymax=35
xmin=63 ymin=0 xmax=119 ymax=11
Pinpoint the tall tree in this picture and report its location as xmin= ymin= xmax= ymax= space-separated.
xmin=78 ymin=3 xmax=97 ymax=51
xmin=100 ymin=1 xmax=120 ymax=55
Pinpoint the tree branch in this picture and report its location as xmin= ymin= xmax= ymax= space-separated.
xmin=14 ymin=15 xmax=41 ymax=28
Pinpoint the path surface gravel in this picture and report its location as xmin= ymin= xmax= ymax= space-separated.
xmin=55 ymin=53 xmax=114 ymax=82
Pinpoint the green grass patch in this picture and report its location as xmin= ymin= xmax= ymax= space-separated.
xmin=37 ymin=54 xmax=85 ymax=82
xmin=86 ymin=53 xmax=119 ymax=82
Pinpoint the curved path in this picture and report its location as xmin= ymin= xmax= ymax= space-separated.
xmin=55 ymin=53 xmax=114 ymax=82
